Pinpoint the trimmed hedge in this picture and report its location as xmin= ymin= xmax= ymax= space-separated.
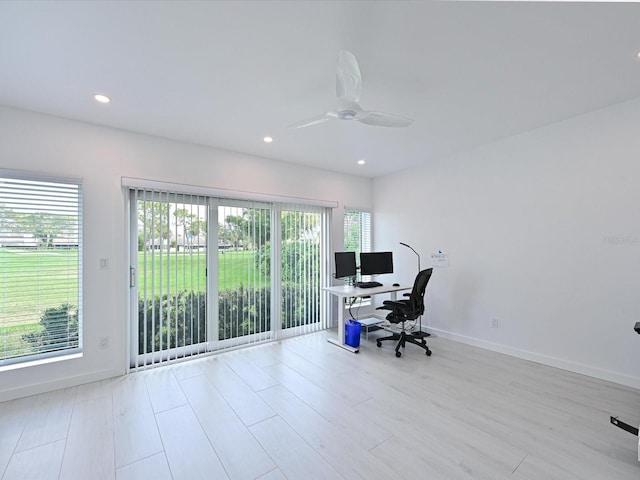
xmin=137 ymin=285 xmax=319 ymax=353
xmin=22 ymin=303 xmax=79 ymax=354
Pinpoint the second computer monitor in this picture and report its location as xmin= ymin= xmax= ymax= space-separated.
xmin=360 ymin=251 xmax=393 ymax=276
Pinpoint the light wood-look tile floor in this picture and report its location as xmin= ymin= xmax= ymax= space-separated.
xmin=1 ymin=331 xmax=639 ymax=479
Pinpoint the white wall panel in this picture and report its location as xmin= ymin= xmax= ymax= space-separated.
xmin=373 ymin=96 xmax=640 ymax=388
xmin=0 ymin=106 xmax=372 ymax=401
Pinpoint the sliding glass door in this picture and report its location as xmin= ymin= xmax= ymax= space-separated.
xmin=131 ymin=190 xmax=208 ymax=367
xmin=129 ymin=189 xmax=330 ymax=368
xmin=216 ymin=201 xmax=271 ymax=347
xmin=279 ymin=205 xmax=323 ymax=336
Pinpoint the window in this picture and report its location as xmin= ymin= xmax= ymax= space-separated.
xmin=0 ymin=173 xmax=82 ymax=366
xmin=343 ymin=209 xmax=371 ymax=265
xmin=343 ymin=209 xmax=371 ymax=308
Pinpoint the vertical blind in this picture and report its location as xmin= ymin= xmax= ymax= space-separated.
xmin=0 ymin=175 xmax=82 ymax=366
xmin=132 ymin=190 xmax=208 ymax=368
xmin=279 ymin=204 xmax=323 ymax=335
xmin=217 ymin=201 xmax=271 ymax=345
xmin=130 ymin=187 xmax=331 ymax=369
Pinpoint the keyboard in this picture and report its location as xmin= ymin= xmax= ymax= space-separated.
xmin=356 ymin=281 xmax=383 ymax=289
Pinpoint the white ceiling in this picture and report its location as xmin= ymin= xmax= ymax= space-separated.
xmin=1 ymin=1 xmax=640 ymax=178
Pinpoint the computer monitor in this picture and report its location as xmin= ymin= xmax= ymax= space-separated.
xmin=334 ymin=251 xmax=356 ymax=279
xmin=360 ymin=251 xmax=394 ymax=276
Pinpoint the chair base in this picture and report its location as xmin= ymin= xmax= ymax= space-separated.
xmin=376 ymin=331 xmax=432 ymax=357
xmin=412 ymin=330 xmax=430 ymax=339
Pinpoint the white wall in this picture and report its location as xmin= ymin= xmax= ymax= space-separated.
xmin=373 ymin=97 xmax=640 ymax=389
xmin=0 ymin=106 xmax=372 ymax=401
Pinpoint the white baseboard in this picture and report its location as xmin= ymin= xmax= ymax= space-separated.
xmin=429 ymin=327 xmax=640 ymax=390
xmin=0 ymin=367 xmax=124 ymax=403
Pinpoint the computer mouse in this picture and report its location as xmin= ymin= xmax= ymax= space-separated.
xmin=393 ymin=283 xmax=400 ymax=287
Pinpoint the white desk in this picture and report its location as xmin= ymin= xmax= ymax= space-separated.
xmin=323 ymin=283 xmax=411 ymax=352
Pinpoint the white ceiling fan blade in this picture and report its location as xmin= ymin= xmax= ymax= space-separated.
xmin=358 ymin=111 xmax=414 ymax=128
xmin=336 ymin=50 xmax=361 ymax=103
xmin=287 ymin=114 xmax=332 ymax=129
xmin=290 ymin=50 xmax=413 ymax=130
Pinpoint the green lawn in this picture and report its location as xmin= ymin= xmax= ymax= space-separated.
xmin=1 ymin=246 xmax=320 ymax=361
xmin=1 ymin=247 xmax=270 ymax=360
xmin=1 ymin=247 xmax=267 ymax=328
xmin=138 ymin=248 xmax=269 ymax=294
xmin=0 ymin=248 xmax=79 ymax=325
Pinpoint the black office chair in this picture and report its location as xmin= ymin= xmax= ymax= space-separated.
xmin=376 ymin=268 xmax=433 ymax=357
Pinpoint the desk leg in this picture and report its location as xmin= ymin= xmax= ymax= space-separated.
xmin=327 ymin=296 xmax=359 ymax=353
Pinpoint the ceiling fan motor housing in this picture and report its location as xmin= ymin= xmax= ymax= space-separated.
xmin=338 ymin=110 xmax=357 ymax=120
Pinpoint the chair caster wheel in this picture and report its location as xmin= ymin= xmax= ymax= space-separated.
xmin=376 ymin=342 xmax=382 ymax=348
xmin=421 ymin=339 xmax=427 ymax=346
xmin=395 ymin=351 xmax=402 ymax=358
xmin=426 ymin=349 xmax=432 ymax=356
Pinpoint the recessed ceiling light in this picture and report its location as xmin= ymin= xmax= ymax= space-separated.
xmin=93 ymin=93 xmax=111 ymax=104
xmin=263 ymin=136 xmax=273 ymax=143
xmin=357 ymin=159 xmax=366 ymax=165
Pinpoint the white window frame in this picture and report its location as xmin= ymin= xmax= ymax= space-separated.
xmin=0 ymin=169 xmax=83 ymax=368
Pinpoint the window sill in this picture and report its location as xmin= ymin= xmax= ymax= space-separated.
xmin=0 ymin=352 xmax=83 ymax=372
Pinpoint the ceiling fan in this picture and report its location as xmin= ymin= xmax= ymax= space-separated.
xmin=289 ymin=50 xmax=414 ymax=129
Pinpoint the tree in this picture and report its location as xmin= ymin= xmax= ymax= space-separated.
xmin=243 ymin=209 xmax=270 ymax=248
xmin=138 ymin=200 xmax=171 ymax=249
xmin=344 ymin=210 xmax=369 ymax=255
xmin=11 ymin=211 xmax=76 ymax=248
xmin=0 ymin=204 xmax=17 ymax=245
xmin=255 ymin=239 xmax=320 ymax=284
xmin=174 ymin=208 xmax=206 ymax=251
xmin=221 ymin=214 xmax=247 ymax=250
xmin=191 ymin=220 xmax=206 ymax=237
xmin=282 ymin=211 xmax=319 ymax=242
xmin=223 ymin=208 xmax=318 ymax=249
xmin=23 ymin=303 xmax=79 ymax=351
xmin=344 ymin=211 xmax=361 ymax=252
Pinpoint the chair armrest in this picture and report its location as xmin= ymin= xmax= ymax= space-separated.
xmin=383 ymin=299 xmax=410 ymax=306
xmin=376 ymin=299 xmax=410 ymax=313
xmin=376 ymin=304 xmax=394 ymax=311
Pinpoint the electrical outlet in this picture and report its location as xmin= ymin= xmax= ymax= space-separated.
xmin=491 ymin=318 xmax=499 ymax=328
xmin=99 ymin=258 xmax=109 ymax=270
xmin=99 ymin=336 xmax=109 ymax=349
